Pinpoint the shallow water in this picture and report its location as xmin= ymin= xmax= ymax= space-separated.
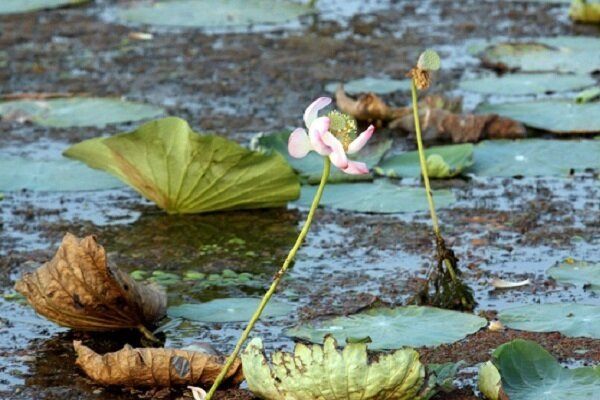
xmin=0 ymin=0 xmax=599 ymax=399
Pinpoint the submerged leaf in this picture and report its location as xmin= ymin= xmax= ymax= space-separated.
xmin=64 ymin=117 xmax=300 ymax=214
xmin=472 ymin=139 xmax=600 ymax=177
xmin=15 ymin=234 xmax=166 ymax=332
xmin=0 ymin=97 xmax=164 ymax=128
xmin=480 ymin=339 xmax=600 ymax=400
xmin=459 ymin=73 xmax=595 ymax=95
xmin=296 ymin=181 xmax=456 ymax=213
xmin=0 ymin=0 xmax=89 ymax=14
xmin=115 ymin=0 xmax=310 ymax=29
xmin=287 ymin=306 xmax=487 ymax=350
xmin=324 ymin=77 xmax=411 ymax=95
xmin=242 ymin=336 xmax=426 ymax=400
xmin=74 ymin=341 xmax=243 ymax=388
xmin=474 ymin=36 xmax=600 ymax=74
xmin=376 ymin=144 xmax=474 ymax=179
xmin=477 ymin=100 xmax=600 ymax=134
xmin=499 ymin=303 xmax=600 ymax=338
xmin=547 ymin=260 xmax=599 ymax=291
xmin=168 ymin=298 xmax=293 ymax=323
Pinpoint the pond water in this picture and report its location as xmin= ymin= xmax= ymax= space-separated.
xmin=0 ymin=0 xmax=598 ymax=399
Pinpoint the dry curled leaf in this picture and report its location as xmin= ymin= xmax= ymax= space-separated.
xmin=74 ymin=341 xmax=244 ymax=388
xmin=391 ymin=108 xmax=526 ymax=143
xmin=15 ymin=233 xmax=166 ymax=336
xmin=491 ymin=278 xmax=531 ymax=289
xmin=335 ymin=87 xmax=526 ymax=143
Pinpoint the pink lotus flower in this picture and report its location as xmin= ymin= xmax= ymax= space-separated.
xmin=288 ymin=97 xmax=375 ymax=175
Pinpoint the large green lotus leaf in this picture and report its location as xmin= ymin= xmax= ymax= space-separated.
xmin=0 ymin=0 xmax=88 ymax=14
xmin=474 ymin=36 xmax=600 ymax=74
xmin=296 ymin=181 xmax=456 ymax=213
xmin=548 ymin=260 xmax=599 ymax=291
xmin=286 ymin=306 xmax=487 ymax=350
xmin=242 ymin=336 xmax=426 ymax=400
xmin=116 ymin=0 xmax=309 ymax=28
xmin=253 ymin=131 xmax=392 ymax=184
xmin=499 ymin=303 xmax=600 ymax=338
xmin=472 ymin=139 xmax=600 ymax=177
xmin=376 ymin=144 xmax=474 ymax=179
xmin=459 ymin=73 xmax=595 ymax=95
xmin=477 ymin=101 xmax=600 ymax=134
xmin=64 ymin=117 xmax=300 ymax=214
xmin=0 ymin=98 xmax=164 ymax=128
xmin=479 ymin=339 xmax=600 ymax=400
xmin=0 ymin=157 xmax=124 ymax=191
xmin=325 ymin=77 xmax=412 ymax=95
xmin=167 ymin=298 xmax=293 ymax=323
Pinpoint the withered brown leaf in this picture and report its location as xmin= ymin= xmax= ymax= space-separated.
xmin=74 ymin=341 xmax=244 ymax=388
xmin=15 ymin=233 xmax=166 ymax=335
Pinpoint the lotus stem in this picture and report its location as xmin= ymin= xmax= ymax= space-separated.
xmin=205 ymin=157 xmax=331 ymax=400
xmin=410 ymin=79 xmax=458 ymax=283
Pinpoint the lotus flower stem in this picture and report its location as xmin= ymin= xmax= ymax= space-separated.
xmin=410 ymin=79 xmax=458 ymax=283
xmin=205 ymin=157 xmax=331 ymax=400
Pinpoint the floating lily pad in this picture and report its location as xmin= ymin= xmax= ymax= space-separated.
xmin=64 ymin=117 xmax=300 ymax=214
xmin=0 ymin=98 xmax=164 ymax=128
xmin=547 ymin=260 xmax=599 ymax=291
xmin=376 ymin=144 xmax=474 ymax=179
xmin=474 ymin=36 xmax=600 ymax=74
xmin=0 ymin=157 xmax=124 ymax=192
xmin=459 ymin=73 xmax=595 ymax=95
xmin=479 ymin=339 xmax=600 ymax=400
xmin=253 ymin=131 xmax=391 ymax=183
xmin=167 ymin=298 xmax=293 ymax=323
xmin=325 ymin=77 xmax=411 ymax=95
xmin=472 ymin=139 xmax=600 ymax=177
xmin=499 ymin=303 xmax=600 ymax=338
xmin=477 ymin=101 xmax=600 ymax=134
xmin=286 ymin=306 xmax=487 ymax=350
xmin=296 ymin=181 xmax=456 ymax=213
xmin=0 ymin=0 xmax=88 ymax=14
xmin=116 ymin=0 xmax=310 ymax=29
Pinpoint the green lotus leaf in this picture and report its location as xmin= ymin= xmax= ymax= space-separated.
xmin=472 ymin=139 xmax=600 ymax=177
xmin=0 ymin=98 xmax=164 ymax=128
xmin=479 ymin=339 xmax=600 ymax=400
xmin=377 ymin=144 xmax=474 ymax=179
xmin=498 ymin=303 xmax=600 ymax=338
xmin=296 ymin=181 xmax=455 ymax=213
xmin=167 ymin=298 xmax=293 ymax=323
xmin=0 ymin=0 xmax=88 ymax=14
xmin=287 ymin=306 xmax=487 ymax=350
xmin=478 ymin=361 xmax=503 ymax=400
xmin=324 ymin=77 xmax=411 ymax=95
xmin=64 ymin=117 xmax=300 ymax=214
xmin=570 ymin=0 xmax=600 ymax=23
xmin=476 ymin=101 xmax=600 ymax=134
xmin=241 ymin=336 xmax=426 ymax=400
xmin=252 ymin=131 xmax=392 ymax=183
xmin=473 ymin=36 xmax=600 ymax=74
xmin=116 ymin=0 xmax=310 ymax=29
xmin=0 ymin=157 xmax=124 ymax=192
xmin=548 ymin=260 xmax=599 ymax=291
xmin=459 ymin=73 xmax=595 ymax=95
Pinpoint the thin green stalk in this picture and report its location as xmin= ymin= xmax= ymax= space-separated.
xmin=205 ymin=157 xmax=331 ymax=400
xmin=308 ymin=0 xmax=318 ymax=7
xmin=410 ymin=80 xmax=457 ymax=282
